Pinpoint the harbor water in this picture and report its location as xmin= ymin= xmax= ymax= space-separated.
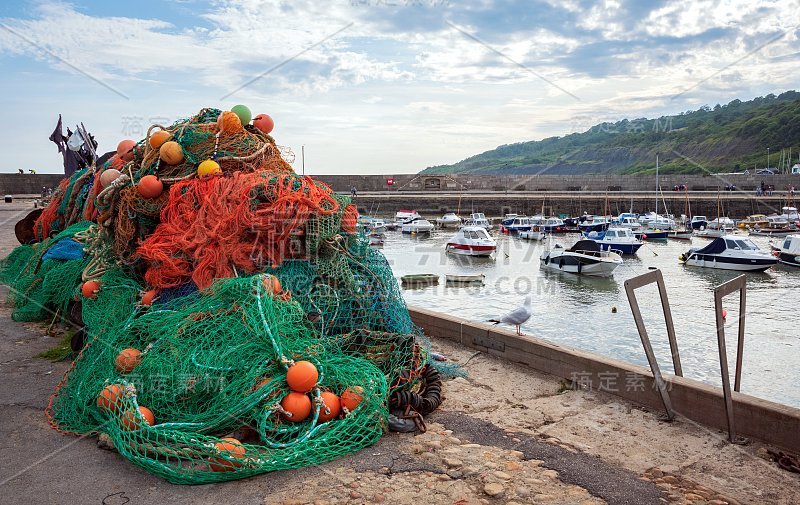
xmin=379 ymin=228 xmax=800 ymax=409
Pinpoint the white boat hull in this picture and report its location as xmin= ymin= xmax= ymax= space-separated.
xmin=683 ymin=256 xmax=776 ymax=271
xmin=519 ymin=230 xmax=546 ymax=240
xmin=445 ymin=244 xmax=495 ymax=256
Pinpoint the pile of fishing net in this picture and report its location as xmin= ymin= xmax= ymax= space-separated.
xmin=1 ymin=106 xmax=442 ymax=484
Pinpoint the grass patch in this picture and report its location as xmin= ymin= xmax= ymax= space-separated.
xmin=37 ymin=331 xmax=74 ymax=361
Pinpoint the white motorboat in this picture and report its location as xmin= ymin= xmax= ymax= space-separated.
xmin=401 ymin=217 xmax=435 ymax=234
xmin=366 ymin=218 xmax=387 ymax=234
xmin=680 ymin=235 xmax=777 ymax=272
xmin=518 ymin=225 xmax=547 ymax=240
xmin=584 ymin=227 xmax=643 ymax=255
xmin=639 ymin=212 xmax=676 ymax=231
xmin=445 ymin=273 xmax=486 ymax=285
xmin=772 ymin=235 xmax=800 ymax=267
xmin=780 ymin=206 xmax=799 ymax=222
xmin=689 ymin=215 xmax=709 ymax=230
xmin=540 ymin=239 xmax=623 ymax=277
xmin=445 ymin=226 xmax=496 ymax=256
xmin=465 ymin=212 xmax=492 ymax=230
xmin=436 ymin=213 xmax=462 ymax=228
xmin=707 ymin=217 xmax=735 ymax=232
xmin=395 ymin=209 xmax=421 ymax=223
xmin=617 ymin=216 xmax=644 ymax=233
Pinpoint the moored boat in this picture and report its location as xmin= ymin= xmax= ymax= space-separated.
xmin=445 ymin=225 xmax=496 ymax=256
xmin=401 ymin=217 xmax=435 ymax=234
xmin=689 ymin=215 xmax=709 ymax=230
xmin=584 ymin=227 xmax=643 ymax=255
xmin=445 ymin=273 xmax=486 ymax=285
xmin=679 ymin=235 xmax=777 ymax=272
xmin=504 ymin=216 xmax=534 ymax=233
xmin=518 ymin=225 xmax=547 ymax=240
xmin=540 ymin=239 xmax=623 ymax=277
xmin=465 ymin=212 xmax=492 ymax=230
xmin=436 ymin=212 xmax=462 ymax=228
xmin=772 ymin=235 xmax=800 ymax=267
xmin=737 ymin=214 xmax=768 ymax=229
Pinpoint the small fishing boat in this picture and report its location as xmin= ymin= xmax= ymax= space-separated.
xmin=636 ymin=229 xmax=669 ymax=241
xmin=466 ymin=212 xmax=492 ymax=230
xmin=400 ymin=273 xmax=439 ymax=287
xmin=578 ymin=216 xmax=611 ymax=233
xmin=436 ymin=212 xmax=462 ymax=228
xmin=749 ymin=216 xmax=797 ymax=237
xmin=639 ymin=212 xmax=675 ymax=230
xmin=617 ymin=216 xmax=644 ymax=233
xmin=368 ymin=234 xmax=384 ymax=247
xmin=395 ymin=209 xmax=421 ymax=223
xmin=737 ymin=214 xmax=769 ymax=229
xmin=772 ymin=235 xmax=800 ymax=267
xmin=401 ymin=217 xmax=435 ymax=234
xmin=540 ymin=239 xmax=623 ymax=277
xmin=584 ymin=227 xmax=643 ymax=255
xmin=679 ymin=235 xmax=777 ymax=272
xmin=667 ymin=229 xmax=693 ymax=240
xmin=504 ymin=216 xmax=534 ymax=233
xmin=364 ymin=218 xmax=387 ymax=234
xmin=445 ymin=273 xmax=485 ymax=285
xmin=518 ymin=225 xmax=547 ymax=240
xmin=707 ymin=217 xmax=736 ymax=232
xmin=445 ymin=226 xmax=496 ymax=256
xmin=540 ymin=216 xmax=567 ymax=232
xmin=689 ymin=215 xmax=709 ymax=230
xmin=500 ymin=214 xmax=521 ymax=227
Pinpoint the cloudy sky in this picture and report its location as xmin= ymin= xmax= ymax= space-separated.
xmin=0 ymin=0 xmax=798 ymax=174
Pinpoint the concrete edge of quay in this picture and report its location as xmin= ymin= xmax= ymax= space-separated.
xmin=409 ymin=305 xmax=800 ymax=454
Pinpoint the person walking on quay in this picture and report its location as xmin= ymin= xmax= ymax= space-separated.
xmin=351 ymin=185 xmax=358 ymax=198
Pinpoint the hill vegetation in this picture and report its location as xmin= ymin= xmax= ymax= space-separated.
xmin=422 ymin=91 xmax=800 ymax=175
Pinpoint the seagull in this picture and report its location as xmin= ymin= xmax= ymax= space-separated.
xmin=488 ymin=295 xmax=532 ymax=335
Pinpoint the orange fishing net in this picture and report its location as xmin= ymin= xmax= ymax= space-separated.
xmin=137 ymin=172 xmax=340 ymax=289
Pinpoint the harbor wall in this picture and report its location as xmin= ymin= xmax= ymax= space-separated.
xmin=350 ymin=193 xmax=794 ymax=220
xmin=310 ymin=173 xmax=800 ymax=193
xmin=408 ymin=305 xmax=800 ymax=453
xmin=2 ymin=173 xmax=799 ymax=196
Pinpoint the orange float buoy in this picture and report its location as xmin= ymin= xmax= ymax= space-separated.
xmin=217 ymin=111 xmax=243 ymax=134
xmin=99 ymin=168 xmax=122 ymax=188
xmin=115 ymin=348 xmax=142 ymax=374
xmin=281 ymin=391 xmax=312 ymax=423
xmin=149 ymin=130 xmax=170 ymax=150
xmin=137 ymin=175 xmax=163 ymax=198
xmin=253 ymin=114 xmax=274 ymax=134
xmin=159 ymin=141 xmax=184 ymax=165
xmin=81 ymin=280 xmax=100 ymax=299
xmin=121 ymin=406 xmax=155 ymax=431
xmin=210 ymin=437 xmax=246 ymax=472
xmin=262 ymin=274 xmax=281 ymax=294
xmin=97 ymin=384 xmax=125 ymax=412
xmin=286 ymin=361 xmax=318 ymax=393
xmin=117 ymin=139 xmax=136 ymax=162
xmin=317 ymin=391 xmax=341 ymax=422
xmin=341 ymin=387 xmax=363 ymax=412
xmin=141 ymin=289 xmax=158 ymax=307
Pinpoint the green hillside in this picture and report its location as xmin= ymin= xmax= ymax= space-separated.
xmin=422 ymin=91 xmax=800 ymax=175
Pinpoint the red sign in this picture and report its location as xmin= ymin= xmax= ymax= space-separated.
xmin=386 ymin=178 xmax=394 ymax=185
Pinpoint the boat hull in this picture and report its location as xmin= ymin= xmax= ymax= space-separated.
xmin=596 ymin=242 xmax=642 ymax=255
xmin=540 ymin=252 xmax=622 ymax=277
xmin=445 ymin=243 xmax=495 ymax=256
xmin=777 ymin=252 xmax=800 ymax=267
xmin=683 ymin=254 xmax=777 ymax=272
xmin=519 ymin=231 xmax=546 ymax=240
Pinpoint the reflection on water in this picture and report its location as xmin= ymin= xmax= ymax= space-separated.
xmin=381 ymin=228 xmax=800 ymax=408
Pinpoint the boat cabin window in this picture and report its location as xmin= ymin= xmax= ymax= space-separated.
xmin=783 ymin=238 xmax=792 ymax=248
xmin=475 ymin=229 xmax=489 ymax=239
xmin=737 ymin=239 xmax=758 ymax=250
xmin=606 ymin=230 xmax=616 ymax=237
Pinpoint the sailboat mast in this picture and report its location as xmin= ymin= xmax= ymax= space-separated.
xmin=655 ymin=154 xmax=659 ymax=215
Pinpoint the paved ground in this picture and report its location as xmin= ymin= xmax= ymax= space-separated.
xmin=0 ymin=201 xmax=798 ymax=505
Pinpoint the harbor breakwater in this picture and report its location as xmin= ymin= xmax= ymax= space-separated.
xmin=2 ymin=173 xmax=797 ymax=219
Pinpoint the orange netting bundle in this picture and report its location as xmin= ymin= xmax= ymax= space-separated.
xmin=138 ymin=172 xmax=340 ymax=289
